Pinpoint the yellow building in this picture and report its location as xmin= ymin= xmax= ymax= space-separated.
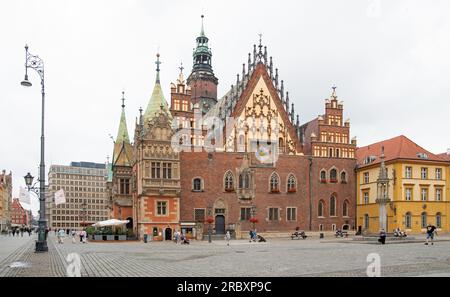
xmin=356 ymin=136 xmax=450 ymax=234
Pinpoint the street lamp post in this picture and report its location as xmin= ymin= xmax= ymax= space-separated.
xmin=81 ymin=200 xmax=87 ymax=228
xmin=21 ymin=45 xmax=48 ymax=252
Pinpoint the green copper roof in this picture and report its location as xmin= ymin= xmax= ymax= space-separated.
xmin=144 ymin=80 xmax=172 ymax=122
xmin=116 ymin=107 xmax=130 ymax=144
xmin=144 ymin=54 xmax=172 ymax=122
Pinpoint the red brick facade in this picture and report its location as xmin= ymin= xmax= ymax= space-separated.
xmin=179 ymin=152 xmax=356 ymax=236
xmin=110 ymin=27 xmax=357 ymax=240
xmin=11 ymin=198 xmax=28 ymax=226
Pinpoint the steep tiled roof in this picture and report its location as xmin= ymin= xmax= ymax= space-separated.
xmin=356 ymin=135 xmax=446 ymax=167
xmin=437 ymin=152 xmax=450 ymax=161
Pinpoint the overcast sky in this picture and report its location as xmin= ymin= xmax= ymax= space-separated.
xmin=1 ymin=0 xmax=449 ymax=215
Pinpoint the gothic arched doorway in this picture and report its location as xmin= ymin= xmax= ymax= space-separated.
xmin=126 ymin=217 xmax=133 ymax=230
xmin=164 ymin=228 xmax=172 ymax=241
xmin=215 ymin=215 xmax=225 ymax=234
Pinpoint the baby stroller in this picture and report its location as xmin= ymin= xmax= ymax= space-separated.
xmin=256 ymin=235 xmax=266 ymax=242
xmin=181 ymin=235 xmax=190 ymax=245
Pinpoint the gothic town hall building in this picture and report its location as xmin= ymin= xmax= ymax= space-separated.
xmin=107 ymin=17 xmax=357 ymax=240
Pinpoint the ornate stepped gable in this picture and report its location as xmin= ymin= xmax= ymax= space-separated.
xmin=300 ymin=87 xmax=356 ymax=159
xmin=204 ymin=37 xmax=302 ymax=155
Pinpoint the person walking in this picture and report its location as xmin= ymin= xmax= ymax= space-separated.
xmin=425 ymin=224 xmax=437 ymax=245
xmin=225 ymin=231 xmax=231 ymax=246
xmin=378 ymin=229 xmax=387 ymax=245
xmin=81 ymin=230 xmax=87 ymax=244
xmin=71 ymin=230 xmax=76 ymax=244
xmin=174 ymin=230 xmax=179 ymax=244
xmin=12 ymin=229 xmax=16 ymax=237
xmin=249 ymin=230 xmax=253 ymax=242
xmin=58 ymin=229 xmax=66 ymax=244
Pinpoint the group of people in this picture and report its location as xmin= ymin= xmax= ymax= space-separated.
xmin=56 ymin=229 xmax=87 ymax=244
xmin=173 ymin=230 xmax=189 ymax=244
xmin=6 ymin=227 xmax=34 ymax=237
xmin=378 ymin=224 xmax=438 ymax=245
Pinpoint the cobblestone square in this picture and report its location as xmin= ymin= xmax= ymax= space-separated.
xmin=1 ymin=233 xmax=450 ymax=277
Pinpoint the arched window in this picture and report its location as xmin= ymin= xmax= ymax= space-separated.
xmin=340 ymin=171 xmax=347 ymax=183
xmin=421 ymin=212 xmax=427 ymax=228
xmin=436 ymin=212 xmax=442 ymax=228
xmin=287 ymin=174 xmax=296 ymax=192
xmin=364 ymin=214 xmax=369 ymax=229
xmin=318 ymin=200 xmax=324 ymax=217
xmin=330 ymin=196 xmax=336 ymax=216
xmin=270 ymin=173 xmax=280 ymax=192
xmin=193 ymin=178 xmax=202 ymax=192
xmin=330 ymin=169 xmax=337 ymax=183
xmin=405 ymin=212 xmax=412 ymax=229
xmin=343 ymin=200 xmax=349 ymax=217
xmin=320 ymin=170 xmax=327 ymax=182
xmin=224 ymin=171 xmax=234 ymax=191
xmin=239 ymin=171 xmax=250 ymax=189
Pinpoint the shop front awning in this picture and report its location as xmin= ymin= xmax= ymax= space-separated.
xmin=180 ymin=222 xmax=197 ymax=227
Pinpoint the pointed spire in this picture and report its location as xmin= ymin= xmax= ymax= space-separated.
xmin=285 ymin=91 xmax=290 ymax=112
xmin=280 ymin=80 xmax=284 ymax=102
xmin=258 ymin=33 xmax=263 ymax=56
xmin=144 ymin=53 xmax=172 ymax=123
xmin=263 ymin=46 xmax=267 ymax=65
xmin=116 ymin=91 xmax=130 ymax=144
xmin=242 ymin=63 xmax=246 ymax=82
xmin=200 ymin=15 xmax=205 ymax=37
xmin=269 ymin=56 xmax=273 ymax=79
xmin=290 ymin=103 xmax=295 ymax=122
xmin=253 ymin=44 xmax=257 ymax=66
xmin=236 ymin=74 xmax=240 ymax=87
xmin=275 ymin=68 xmax=279 ymax=88
xmin=296 ymin=114 xmax=300 ymax=127
xmin=248 ymin=53 xmax=251 ymax=73
xmin=155 ymin=53 xmax=161 ymax=84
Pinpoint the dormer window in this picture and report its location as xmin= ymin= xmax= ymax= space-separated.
xmin=417 ymin=153 xmax=428 ymax=159
xmin=364 ymin=156 xmax=377 ymax=164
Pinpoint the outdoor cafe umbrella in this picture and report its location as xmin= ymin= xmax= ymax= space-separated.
xmin=91 ymin=219 xmax=129 ymax=228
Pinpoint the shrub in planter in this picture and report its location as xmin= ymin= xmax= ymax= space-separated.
xmin=85 ymin=226 xmax=95 ymax=235
xmin=126 ymin=229 xmax=135 ymax=238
